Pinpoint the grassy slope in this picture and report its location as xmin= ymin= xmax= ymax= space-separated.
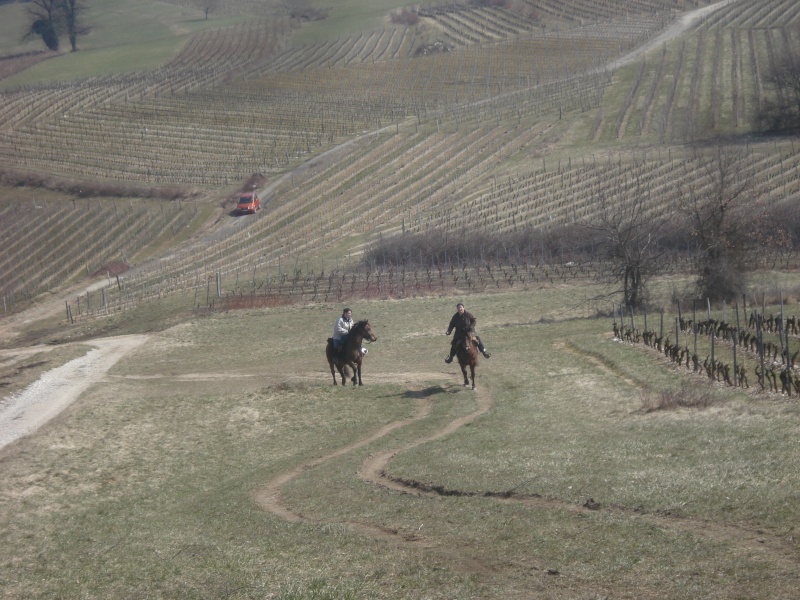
xmin=0 ymin=1 xmax=46 ymax=57
xmin=2 ymin=4 xmax=800 ymax=595
xmin=292 ymin=0 xmax=404 ymax=42
xmin=0 ymin=0 xmax=252 ymax=86
xmin=2 ymin=285 xmax=799 ymax=598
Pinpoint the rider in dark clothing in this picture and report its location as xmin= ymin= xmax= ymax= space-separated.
xmin=445 ymin=303 xmax=490 ymax=363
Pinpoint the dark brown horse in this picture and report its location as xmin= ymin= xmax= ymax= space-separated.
xmin=326 ymin=320 xmax=377 ymax=386
xmin=455 ymin=331 xmax=480 ymax=389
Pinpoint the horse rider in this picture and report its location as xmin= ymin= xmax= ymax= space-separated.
xmin=332 ymin=307 xmax=354 ymax=357
xmin=445 ymin=302 xmax=490 ymax=363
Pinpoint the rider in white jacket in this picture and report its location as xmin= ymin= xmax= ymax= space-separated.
xmin=333 ymin=308 xmax=353 ymax=352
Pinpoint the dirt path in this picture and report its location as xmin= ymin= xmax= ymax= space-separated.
xmin=255 ymin=377 xmax=799 ymax=573
xmin=0 ymin=334 xmax=148 ymax=451
xmin=609 ymin=0 xmax=740 ymax=70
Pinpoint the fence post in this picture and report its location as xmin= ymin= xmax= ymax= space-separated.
xmin=757 ymin=315 xmax=765 ymax=389
xmin=643 ymin=303 xmax=648 ymax=334
xmin=742 ymin=293 xmax=747 ymax=325
xmin=675 ymin=317 xmax=679 ymax=350
xmin=734 ymin=302 xmax=742 ymax=387
xmin=710 ymin=327 xmax=716 ymax=380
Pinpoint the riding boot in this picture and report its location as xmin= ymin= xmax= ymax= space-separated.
xmin=444 ymin=346 xmax=455 ymax=363
xmin=476 ymin=336 xmax=490 ymax=358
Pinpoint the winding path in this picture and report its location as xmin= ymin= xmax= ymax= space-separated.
xmin=253 ymin=376 xmax=798 ymax=573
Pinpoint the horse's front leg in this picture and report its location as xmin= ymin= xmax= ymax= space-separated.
xmin=470 ymin=365 xmax=476 ymax=390
xmin=330 ymin=362 xmax=338 ymax=385
xmin=337 ymin=362 xmax=348 ymax=386
xmin=460 ymin=364 xmax=470 ymax=387
xmin=356 ymin=362 xmax=363 ymax=386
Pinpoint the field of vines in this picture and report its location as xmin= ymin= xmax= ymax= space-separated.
xmin=0 ymin=193 xmax=200 ymax=310
xmin=614 ymin=296 xmax=800 ymax=399
xmin=76 ymin=129 xmax=800 ymax=323
xmin=521 ymin=0 xmax=714 ymax=25
xmin=4 ymin=0 xmax=800 ymax=323
xmin=589 ymin=0 xmax=800 ymax=142
xmin=0 ymin=7 xmax=670 ymax=186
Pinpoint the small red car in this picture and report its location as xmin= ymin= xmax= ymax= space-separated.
xmin=236 ymin=192 xmax=260 ymax=214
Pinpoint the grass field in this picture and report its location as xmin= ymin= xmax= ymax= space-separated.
xmin=2 ymin=0 xmax=800 ymax=596
xmin=2 ymin=282 xmax=800 ymax=599
xmin=0 ymin=0 xmax=252 ymax=86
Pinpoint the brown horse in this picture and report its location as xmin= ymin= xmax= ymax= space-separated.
xmin=326 ymin=320 xmax=377 ymax=386
xmin=455 ymin=331 xmax=480 ymax=389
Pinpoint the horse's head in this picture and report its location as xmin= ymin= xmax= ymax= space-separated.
xmin=354 ymin=320 xmax=378 ymax=343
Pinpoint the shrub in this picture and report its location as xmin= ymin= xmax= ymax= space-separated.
xmin=390 ymin=8 xmax=419 ymax=26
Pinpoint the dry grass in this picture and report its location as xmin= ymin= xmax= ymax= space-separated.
xmin=640 ymin=380 xmax=725 ymax=412
xmin=2 ymin=285 xmax=800 ymax=598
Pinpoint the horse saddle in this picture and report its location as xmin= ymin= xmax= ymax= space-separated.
xmin=329 ymin=337 xmax=346 ymax=361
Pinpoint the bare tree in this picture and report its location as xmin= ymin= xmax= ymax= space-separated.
xmin=680 ymin=145 xmax=752 ymax=302
xmin=24 ymin=0 xmax=60 ymax=51
xmin=23 ymin=0 xmax=85 ymax=52
xmin=195 ymin=0 xmax=218 ymax=20
xmin=588 ymin=186 xmax=671 ymax=310
xmin=61 ymin=0 xmax=83 ymax=52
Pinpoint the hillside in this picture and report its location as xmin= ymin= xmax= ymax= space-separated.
xmin=3 ymin=3 xmax=800 ymax=599
xmin=0 ymin=0 xmax=799 ymax=320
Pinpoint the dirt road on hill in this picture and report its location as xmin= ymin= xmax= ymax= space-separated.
xmin=0 ymin=335 xmax=148 ymax=451
xmin=609 ymin=0 xmax=740 ymax=70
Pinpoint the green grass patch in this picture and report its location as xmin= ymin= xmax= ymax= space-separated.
xmin=3 ymin=287 xmax=800 ymax=598
xmin=292 ymin=0 xmax=415 ymax=44
xmin=0 ymin=0 xmax=253 ymax=87
xmin=0 ymin=1 xmax=47 ymax=57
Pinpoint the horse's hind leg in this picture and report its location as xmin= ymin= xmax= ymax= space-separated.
xmin=330 ymin=364 xmax=338 ymax=385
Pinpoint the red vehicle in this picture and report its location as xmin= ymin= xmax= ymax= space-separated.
xmin=236 ymin=192 xmax=261 ymax=214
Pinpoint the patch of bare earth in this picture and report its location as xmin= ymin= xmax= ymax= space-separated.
xmin=0 ymin=335 xmax=148 ymax=450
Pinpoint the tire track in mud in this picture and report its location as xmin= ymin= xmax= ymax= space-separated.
xmin=253 ymin=375 xmax=799 ymax=572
